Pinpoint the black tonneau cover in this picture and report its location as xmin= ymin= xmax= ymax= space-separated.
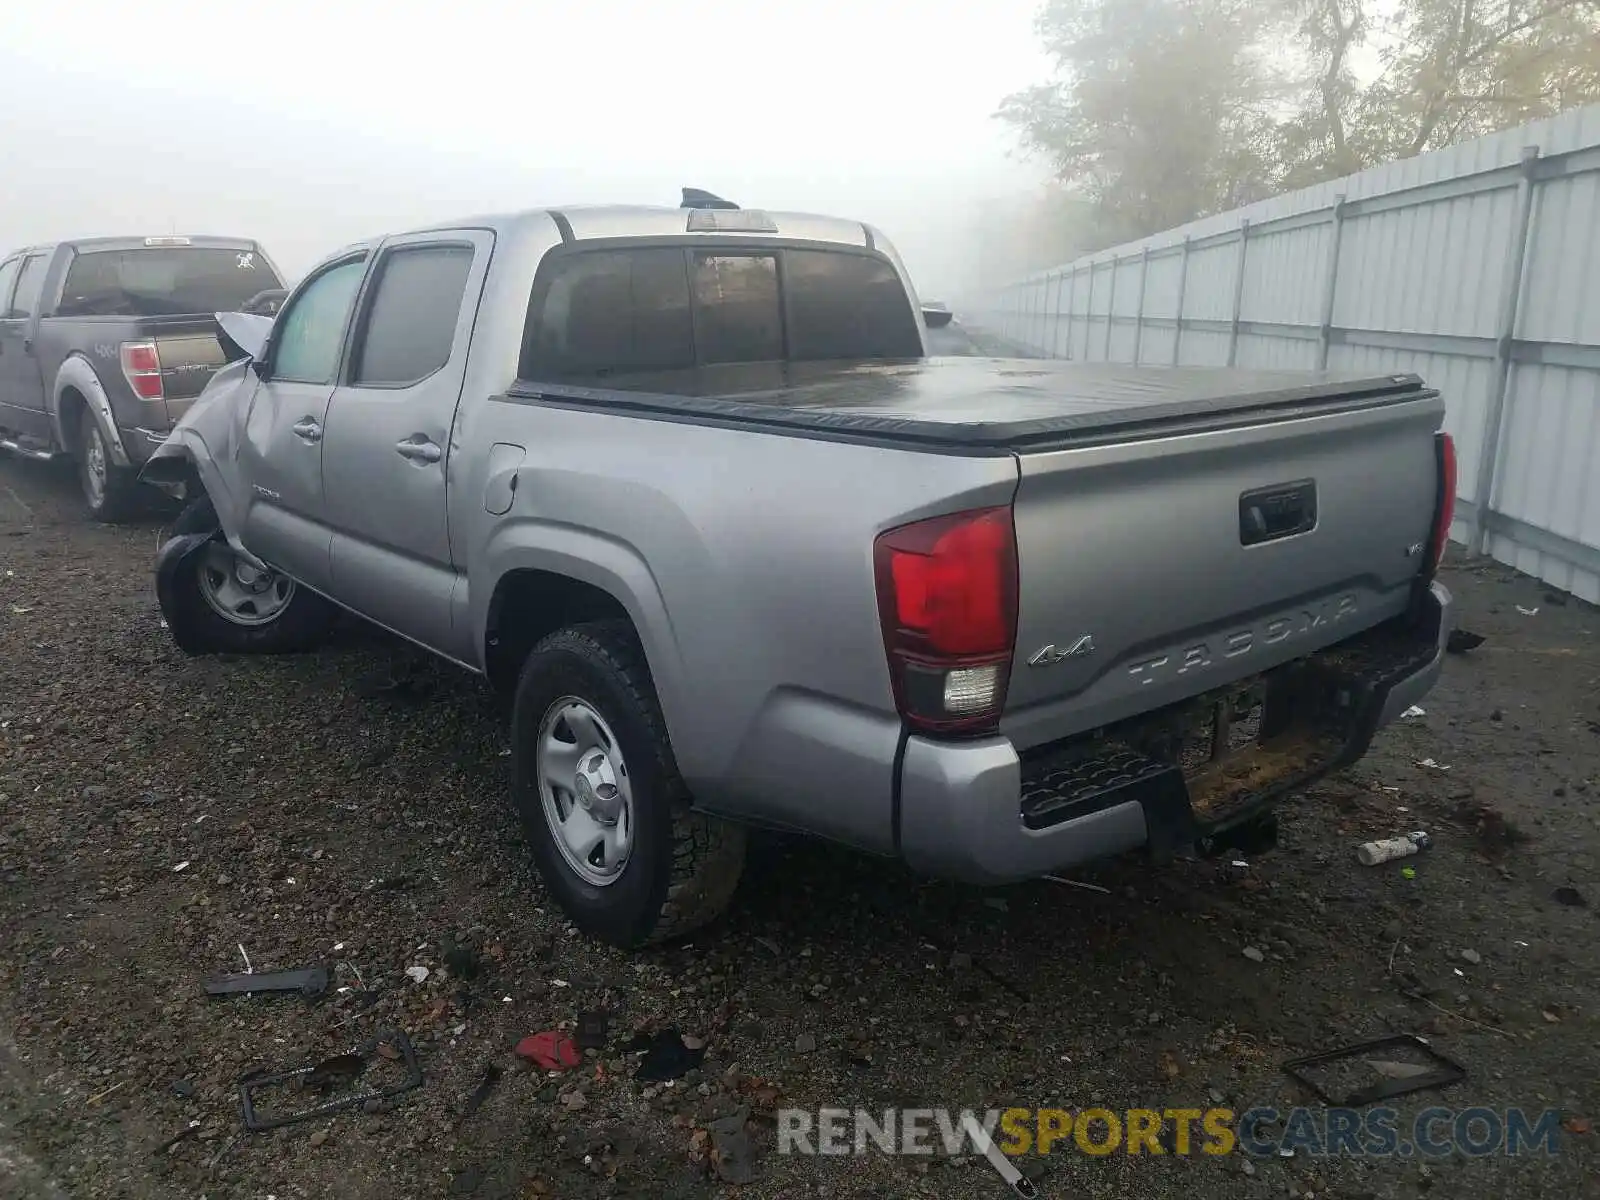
xmin=507 ymin=358 xmax=1434 ymax=452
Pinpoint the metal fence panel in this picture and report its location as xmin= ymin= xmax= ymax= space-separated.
xmin=976 ymin=103 xmax=1600 ymax=601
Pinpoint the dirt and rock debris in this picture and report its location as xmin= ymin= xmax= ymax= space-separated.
xmin=1 ymin=455 xmax=1597 ymax=1199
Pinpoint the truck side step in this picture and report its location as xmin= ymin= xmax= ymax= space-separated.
xmin=0 ymin=433 xmax=55 ymax=461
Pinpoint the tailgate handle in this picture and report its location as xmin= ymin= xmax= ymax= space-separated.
xmin=1240 ymin=480 xmax=1317 ymax=546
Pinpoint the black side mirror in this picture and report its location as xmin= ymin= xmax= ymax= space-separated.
xmin=922 ymin=304 xmax=953 ymax=330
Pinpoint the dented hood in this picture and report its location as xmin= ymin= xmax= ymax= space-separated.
xmin=217 ymin=310 xmax=272 ymax=360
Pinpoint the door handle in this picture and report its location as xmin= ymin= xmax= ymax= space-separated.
xmin=291 ymin=417 xmax=323 ymax=444
xmin=395 ymin=437 xmax=442 ymax=464
xmin=22 ymin=338 xmax=32 ymax=354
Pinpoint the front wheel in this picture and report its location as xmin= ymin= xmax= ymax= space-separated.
xmin=78 ymin=419 xmax=141 ymax=523
xmin=156 ymin=498 xmax=334 ymax=656
xmin=511 ymin=620 xmax=746 ymax=948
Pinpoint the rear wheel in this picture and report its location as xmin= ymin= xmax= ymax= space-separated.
xmin=78 ymin=419 xmax=141 ymax=523
xmin=157 ymin=496 xmax=335 ymax=655
xmin=511 ymin=620 xmax=746 ymax=948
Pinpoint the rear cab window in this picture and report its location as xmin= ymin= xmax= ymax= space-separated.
xmin=55 ymin=247 xmax=284 ymax=318
xmin=521 ymin=243 xmax=921 ymax=381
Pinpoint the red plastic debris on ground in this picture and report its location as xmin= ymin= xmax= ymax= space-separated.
xmin=515 ymin=1031 xmax=581 ymax=1071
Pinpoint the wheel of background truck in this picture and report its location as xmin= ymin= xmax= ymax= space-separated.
xmin=510 ymin=620 xmax=746 ymax=948
xmin=78 ymin=419 xmax=141 ymax=523
xmin=157 ymin=496 xmax=335 ymax=656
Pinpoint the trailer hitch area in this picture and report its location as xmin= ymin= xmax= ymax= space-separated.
xmin=205 ymin=966 xmax=330 ymax=1001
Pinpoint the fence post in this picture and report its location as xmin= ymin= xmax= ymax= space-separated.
xmin=1317 ymin=196 xmax=1347 ymax=370
xmin=1083 ymin=261 xmax=1098 ymax=361
xmin=1227 ymin=218 xmax=1251 ymax=367
xmin=1172 ymin=235 xmax=1191 ymax=365
xmin=1471 ymin=144 xmax=1543 ymax=556
xmin=1063 ymin=266 xmax=1075 ymax=360
xmin=1132 ymin=246 xmax=1151 ymax=365
xmin=1069 ymin=265 xmax=1081 ymax=359
xmin=1103 ymin=255 xmax=1119 ymax=361
xmin=1051 ymin=270 xmax=1068 ymax=357
xmin=1028 ymin=277 xmax=1041 ymax=353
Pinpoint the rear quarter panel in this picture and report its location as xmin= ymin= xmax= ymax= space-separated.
xmin=456 ymin=401 xmax=1017 ymax=851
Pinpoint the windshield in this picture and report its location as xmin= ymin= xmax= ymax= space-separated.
xmin=55 ymin=247 xmax=283 ymax=318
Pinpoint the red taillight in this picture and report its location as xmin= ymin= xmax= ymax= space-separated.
xmin=874 ymin=506 xmax=1018 ymax=736
xmin=1430 ymin=432 xmax=1457 ymax=572
xmin=120 ymin=340 xmax=164 ymax=401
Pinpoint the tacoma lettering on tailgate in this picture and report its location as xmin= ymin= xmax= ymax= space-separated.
xmin=1126 ymin=593 xmax=1359 ymax=687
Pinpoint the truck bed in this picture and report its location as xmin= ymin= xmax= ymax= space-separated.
xmin=507 ymin=358 xmax=1434 ymax=452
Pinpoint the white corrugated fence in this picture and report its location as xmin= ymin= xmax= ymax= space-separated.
xmin=975 ymin=104 xmax=1600 ymax=603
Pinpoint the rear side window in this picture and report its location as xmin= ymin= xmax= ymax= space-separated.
xmin=525 ymin=249 xmax=694 ymax=379
xmin=272 ymin=258 xmax=367 ymax=385
xmin=55 ymin=248 xmax=283 ymax=317
xmin=8 ymin=255 xmax=49 ymax=319
xmin=352 ymin=245 xmax=474 ymax=386
xmin=785 ymin=249 xmax=921 ymax=360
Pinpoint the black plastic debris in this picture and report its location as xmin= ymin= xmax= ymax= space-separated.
xmin=462 ymin=1065 xmax=502 ymax=1118
xmin=152 ymin=1121 xmax=201 ymax=1156
xmin=441 ymin=936 xmax=481 ymax=981
xmin=628 ymin=1029 xmax=706 ymax=1082
xmin=1282 ymin=1034 xmax=1465 ymax=1106
xmin=1446 ymin=629 xmax=1486 ymax=654
xmin=205 ymin=966 xmax=329 ymax=1001
xmin=1554 ymin=885 xmax=1588 ymax=908
xmin=576 ymin=1010 xmax=611 ymax=1052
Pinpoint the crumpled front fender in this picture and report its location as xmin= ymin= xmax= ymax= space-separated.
xmin=140 ymin=315 xmax=270 ymax=571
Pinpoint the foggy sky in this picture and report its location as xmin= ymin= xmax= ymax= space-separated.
xmin=0 ymin=0 xmax=1054 ymax=302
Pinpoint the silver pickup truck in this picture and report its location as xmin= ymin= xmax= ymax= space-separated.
xmin=144 ymin=198 xmax=1456 ymax=948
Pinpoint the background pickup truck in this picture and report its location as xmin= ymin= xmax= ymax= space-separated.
xmin=144 ymin=197 xmax=1457 ymax=949
xmin=0 ymin=235 xmax=285 ymax=519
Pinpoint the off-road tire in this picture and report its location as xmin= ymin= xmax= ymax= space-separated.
xmin=157 ymin=495 xmax=335 ymax=656
xmin=79 ymin=420 xmax=142 ymax=523
xmin=511 ymin=620 xmax=746 ymax=948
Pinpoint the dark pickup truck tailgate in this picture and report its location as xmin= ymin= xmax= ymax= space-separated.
xmin=130 ymin=316 xmax=232 ymax=426
xmin=153 ymin=324 xmax=229 ymax=412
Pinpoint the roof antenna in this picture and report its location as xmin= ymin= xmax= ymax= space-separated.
xmin=681 ymin=188 xmax=740 ymax=211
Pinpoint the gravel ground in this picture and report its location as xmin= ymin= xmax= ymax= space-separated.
xmin=1 ymin=453 xmax=1597 ymax=1200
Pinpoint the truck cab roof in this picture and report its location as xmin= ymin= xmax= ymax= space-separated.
xmin=6 ymin=235 xmax=266 ymax=256
xmin=387 ymin=205 xmax=882 ymax=250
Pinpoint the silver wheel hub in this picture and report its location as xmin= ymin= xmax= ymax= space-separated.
xmin=196 ymin=542 xmax=296 ymax=627
xmin=536 ymin=698 xmax=633 ymax=887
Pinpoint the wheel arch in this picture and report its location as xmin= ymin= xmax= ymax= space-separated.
xmin=51 ymin=355 xmax=129 ymax=466
xmin=477 ymin=531 xmax=692 ymax=767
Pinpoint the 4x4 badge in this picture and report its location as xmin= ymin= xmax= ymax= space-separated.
xmin=1028 ymin=636 xmax=1096 ymax=667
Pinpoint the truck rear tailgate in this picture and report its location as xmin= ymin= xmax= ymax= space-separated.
xmin=153 ymin=326 xmax=229 ymax=417
xmin=1002 ymin=388 xmax=1444 ymax=752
